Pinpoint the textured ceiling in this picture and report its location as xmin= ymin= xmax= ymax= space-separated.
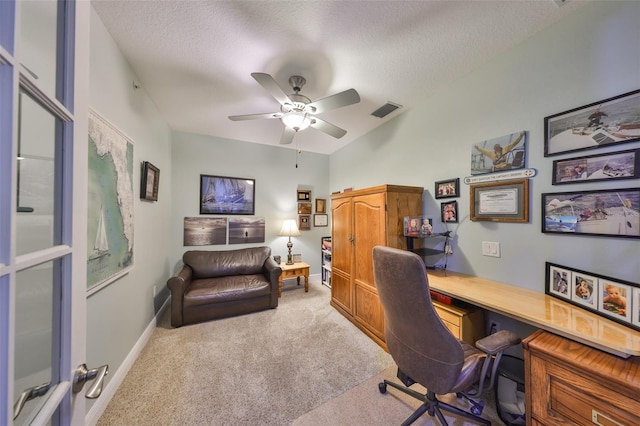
xmin=92 ymin=0 xmax=586 ymax=155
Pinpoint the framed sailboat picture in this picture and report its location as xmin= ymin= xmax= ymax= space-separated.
xmin=544 ymin=89 xmax=640 ymax=157
xmin=542 ymin=188 xmax=640 ymax=238
xmin=200 ymin=175 xmax=255 ymax=215
xmin=552 ymin=148 xmax=640 ymax=185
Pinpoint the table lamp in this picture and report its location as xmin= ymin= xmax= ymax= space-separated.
xmin=279 ymin=219 xmax=301 ymax=265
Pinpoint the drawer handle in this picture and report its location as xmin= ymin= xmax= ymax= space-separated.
xmin=592 ymin=409 xmax=623 ymax=426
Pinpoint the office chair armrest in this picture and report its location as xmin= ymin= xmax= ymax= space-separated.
xmin=475 ymin=330 xmax=521 ymax=355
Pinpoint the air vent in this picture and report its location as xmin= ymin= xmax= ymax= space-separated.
xmin=371 ymin=102 xmax=402 ymax=118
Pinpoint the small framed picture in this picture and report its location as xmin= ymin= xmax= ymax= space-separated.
xmin=441 ymin=201 xmax=458 ymax=223
xmin=434 ymin=178 xmax=460 ymax=199
xmin=598 ymin=279 xmax=632 ymax=323
xmin=292 ymin=253 xmax=302 ymax=263
xmin=140 ymin=161 xmax=160 ymax=201
xmin=297 ymin=203 xmax=312 ymax=214
xmin=571 ymin=272 xmax=598 ymax=309
xmin=546 ymin=263 xmax=571 ymax=300
xmin=552 ymin=148 xmax=640 ymax=185
xmin=299 ymin=214 xmax=310 ymax=230
xmin=315 ymin=198 xmax=326 ymax=213
xmin=313 ymin=214 xmax=328 ymax=227
xmin=297 ymin=189 xmax=311 ymax=201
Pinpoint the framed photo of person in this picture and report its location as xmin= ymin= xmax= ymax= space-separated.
xmin=632 ymin=288 xmax=640 ymax=328
xmin=598 ymin=279 xmax=632 ymax=323
xmin=434 ymin=178 xmax=459 ymax=199
xmin=546 ymin=263 xmax=571 ymax=300
xmin=571 ymin=271 xmax=598 ymax=310
xmin=552 ymin=148 xmax=640 ymax=185
xmin=440 ymin=201 xmax=458 ymax=223
xmin=544 ymin=89 xmax=640 ymax=157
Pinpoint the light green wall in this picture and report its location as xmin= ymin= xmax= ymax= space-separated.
xmin=330 ymin=1 xmax=640 ymax=290
xmin=170 ymin=131 xmax=331 ymax=274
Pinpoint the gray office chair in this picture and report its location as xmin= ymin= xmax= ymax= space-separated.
xmin=372 ymin=246 xmax=521 ymax=426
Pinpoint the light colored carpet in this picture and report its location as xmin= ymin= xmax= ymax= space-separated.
xmin=97 ymin=278 xmax=504 ymax=425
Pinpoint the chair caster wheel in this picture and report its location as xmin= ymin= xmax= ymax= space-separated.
xmin=470 ymin=401 xmax=485 ymax=416
xmin=378 ymin=382 xmax=387 ymax=394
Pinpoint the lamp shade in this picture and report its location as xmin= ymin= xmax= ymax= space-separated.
xmin=279 ymin=219 xmax=301 ymax=237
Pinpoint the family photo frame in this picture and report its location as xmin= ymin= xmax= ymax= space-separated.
xmin=200 ymin=174 xmax=255 ymax=215
xmin=552 ymin=148 xmax=640 ymax=185
xmin=440 ymin=201 xmax=458 ymax=223
xmin=470 ymin=179 xmax=529 ymax=223
xmin=434 ymin=178 xmax=460 ymax=199
xmin=545 ymin=262 xmax=639 ymax=331
xmin=541 ymin=187 xmax=640 ymax=239
xmin=544 ymin=89 xmax=640 ymax=157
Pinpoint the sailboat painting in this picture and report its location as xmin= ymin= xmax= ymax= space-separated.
xmin=200 ymin=175 xmax=255 ymax=215
xmin=87 ymin=110 xmax=135 ymax=294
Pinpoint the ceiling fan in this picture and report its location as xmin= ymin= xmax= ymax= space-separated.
xmin=229 ymin=73 xmax=360 ymax=145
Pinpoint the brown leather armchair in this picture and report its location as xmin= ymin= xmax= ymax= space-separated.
xmin=167 ymin=246 xmax=281 ymax=327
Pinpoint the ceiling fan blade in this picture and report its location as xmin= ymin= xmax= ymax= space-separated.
xmin=228 ymin=112 xmax=283 ymax=121
xmin=280 ymin=126 xmax=296 ymax=145
xmin=306 ymin=89 xmax=360 ymax=114
xmin=251 ymin=72 xmax=293 ymax=107
xmin=310 ymin=117 xmax=347 ymax=139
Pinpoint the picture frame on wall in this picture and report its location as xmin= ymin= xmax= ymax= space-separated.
xmin=598 ymin=279 xmax=632 ymax=323
xmin=552 ymin=148 xmax=640 ymax=185
xmin=297 ymin=189 xmax=311 ymax=201
xmin=544 ymin=89 xmax=640 ymax=157
xmin=541 ymin=188 xmax=640 ymax=238
xmin=140 ymin=161 xmax=160 ymax=201
xmin=313 ymin=214 xmax=328 ymax=227
xmin=547 ymin=263 xmax=571 ymax=300
xmin=200 ymin=175 xmax=255 ymax=215
xmin=434 ymin=178 xmax=460 ymax=199
xmin=297 ymin=203 xmax=312 ymax=214
xmin=440 ymin=201 xmax=458 ymax=223
xmin=545 ymin=262 xmax=639 ymax=331
xmin=315 ymin=198 xmax=326 ymax=213
xmin=470 ymin=179 xmax=529 ymax=223
xmin=470 ymin=131 xmax=526 ymax=175
xmin=299 ymin=214 xmax=310 ymax=230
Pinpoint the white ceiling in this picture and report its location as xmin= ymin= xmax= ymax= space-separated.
xmin=92 ymin=0 xmax=586 ymax=155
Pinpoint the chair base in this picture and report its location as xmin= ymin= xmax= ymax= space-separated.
xmin=378 ymin=380 xmax=491 ymax=426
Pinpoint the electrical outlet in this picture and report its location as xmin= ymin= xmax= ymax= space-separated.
xmin=482 ymin=241 xmax=500 ymax=258
xmin=489 ymin=321 xmax=501 ymax=334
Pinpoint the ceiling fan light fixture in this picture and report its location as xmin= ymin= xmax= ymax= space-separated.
xmin=281 ymin=111 xmax=311 ymax=132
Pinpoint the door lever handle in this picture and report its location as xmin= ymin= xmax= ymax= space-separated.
xmin=73 ymin=363 xmax=109 ymax=399
xmin=13 ymin=382 xmax=51 ymax=420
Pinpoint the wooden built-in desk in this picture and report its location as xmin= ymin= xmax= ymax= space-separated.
xmin=427 ymin=269 xmax=640 ymax=358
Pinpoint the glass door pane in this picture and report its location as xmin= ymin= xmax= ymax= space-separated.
xmin=16 ymin=91 xmax=61 ymax=256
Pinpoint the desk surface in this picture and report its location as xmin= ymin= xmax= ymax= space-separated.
xmin=427 ymin=269 xmax=640 ymax=358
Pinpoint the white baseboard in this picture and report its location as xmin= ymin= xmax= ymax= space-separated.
xmin=85 ymin=297 xmax=170 ymax=425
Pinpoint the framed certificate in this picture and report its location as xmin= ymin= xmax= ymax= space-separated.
xmin=470 ymin=179 xmax=529 ymax=223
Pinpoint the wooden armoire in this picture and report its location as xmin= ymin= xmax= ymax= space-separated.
xmin=330 ymin=184 xmax=423 ymax=348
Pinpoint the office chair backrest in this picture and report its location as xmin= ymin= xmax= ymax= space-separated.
xmin=373 ymin=245 xmax=464 ymax=395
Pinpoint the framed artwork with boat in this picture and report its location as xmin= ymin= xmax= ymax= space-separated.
xmin=544 ymin=89 xmax=640 ymax=157
xmin=552 ymin=148 xmax=640 ymax=185
xmin=542 ymin=188 xmax=640 ymax=238
xmin=200 ymin=175 xmax=255 ymax=215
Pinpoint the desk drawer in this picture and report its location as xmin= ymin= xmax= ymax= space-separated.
xmin=434 ymin=305 xmax=462 ymax=326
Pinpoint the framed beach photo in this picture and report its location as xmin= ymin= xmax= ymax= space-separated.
xmin=200 ymin=175 xmax=255 ymax=215
xmin=434 ymin=178 xmax=460 ymax=199
xmin=541 ymin=188 xmax=640 ymax=238
xmin=470 ymin=179 xmax=529 ymax=223
xmin=552 ymin=148 xmax=640 ymax=185
xmin=546 ymin=263 xmax=571 ymax=300
xmin=571 ymin=271 xmax=598 ymax=309
xmin=598 ymin=279 xmax=632 ymax=323
xmin=544 ymin=89 xmax=640 ymax=157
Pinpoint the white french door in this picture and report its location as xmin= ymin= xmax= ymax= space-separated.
xmin=1 ymin=1 xmax=96 ymax=424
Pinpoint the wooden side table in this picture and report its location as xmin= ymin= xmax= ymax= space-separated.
xmin=278 ymin=262 xmax=310 ymax=297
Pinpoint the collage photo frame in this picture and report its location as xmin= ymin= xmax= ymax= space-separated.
xmin=545 ymin=262 xmax=639 ymax=331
